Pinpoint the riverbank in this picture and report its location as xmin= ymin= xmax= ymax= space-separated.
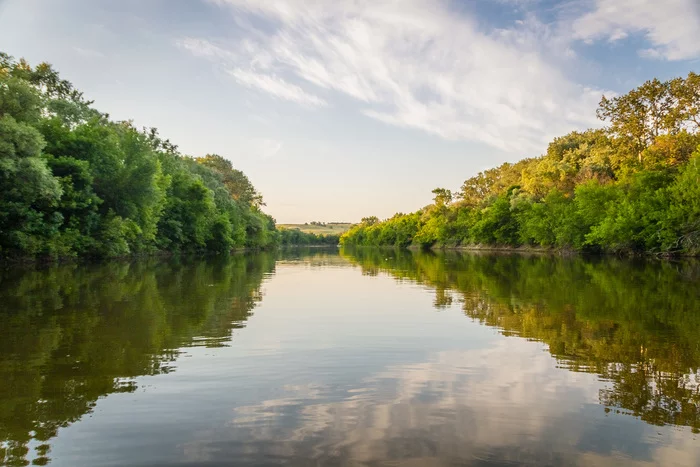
xmin=430 ymin=243 xmax=577 ymax=256
xmin=366 ymin=243 xmax=700 ymax=259
xmin=438 ymin=244 xmax=700 ymax=258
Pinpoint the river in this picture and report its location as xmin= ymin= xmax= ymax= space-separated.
xmin=1 ymin=248 xmax=698 ymax=466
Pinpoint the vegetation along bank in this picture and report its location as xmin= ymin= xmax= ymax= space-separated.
xmin=0 ymin=53 xmax=340 ymax=261
xmin=341 ymin=74 xmax=700 ymax=256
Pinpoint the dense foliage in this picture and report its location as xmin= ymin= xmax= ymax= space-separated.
xmin=342 ymin=74 xmax=700 ymax=255
xmin=0 ymin=53 xmax=280 ymax=260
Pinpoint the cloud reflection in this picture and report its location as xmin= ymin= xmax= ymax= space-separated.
xmin=182 ymin=338 xmax=699 ymax=466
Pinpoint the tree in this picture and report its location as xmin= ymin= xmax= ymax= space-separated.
xmin=670 ymin=72 xmax=700 ymax=132
xmin=196 ymin=154 xmax=264 ymax=208
xmin=431 ymin=187 xmax=452 ymax=206
xmin=0 ymin=115 xmax=63 ymax=256
xmin=597 ymin=75 xmax=700 ymax=162
xmin=0 ymin=53 xmax=280 ymax=259
xmin=459 ymin=169 xmax=497 ymax=206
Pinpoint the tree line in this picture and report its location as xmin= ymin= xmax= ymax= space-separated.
xmin=341 ymin=74 xmax=700 ymax=255
xmin=0 ymin=53 xmax=288 ymax=260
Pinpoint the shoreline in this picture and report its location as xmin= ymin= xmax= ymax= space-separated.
xmin=347 ymin=243 xmax=700 ymax=259
xmin=4 ymin=243 xmax=698 ymax=267
xmin=433 ymin=244 xmax=579 ymax=256
xmin=437 ymin=244 xmax=700 ymax=258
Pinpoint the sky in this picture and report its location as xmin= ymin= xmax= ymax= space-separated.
xmin=0 ymin=0 xmax=699 ymax=223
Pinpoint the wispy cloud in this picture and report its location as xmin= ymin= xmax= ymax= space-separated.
xmin=178 ymin=36 xmax=326 ymax=108
xmin=228 ymin=68 xmax=327 ymax=108
xmin=570 ymin=0 xmax=700 ymax=61
xmin=185 ymin=0 xmax=608 ymax=153
xmin=179 ymin=0 xmax=697 ymax=154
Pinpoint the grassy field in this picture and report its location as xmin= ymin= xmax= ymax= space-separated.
xmin=277 ymin=223 xmax=354 ymax=235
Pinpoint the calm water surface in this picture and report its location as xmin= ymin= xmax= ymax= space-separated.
xmin=1 ymin=249 xmax=699 ymax=466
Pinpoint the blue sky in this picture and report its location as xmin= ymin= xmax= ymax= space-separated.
xmin=0 ymin=0 xmax=698 ymax=223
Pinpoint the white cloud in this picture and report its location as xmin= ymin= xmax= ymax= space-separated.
xmin=183 ymin=338 xmax=700 ymax=465
xmin=571 ymin=0 xmax=700 ymax=60
xmin=177 ymin=37 xmax=327 ymax=108
xmin=181 ymin=0 xmax=607 ymax=154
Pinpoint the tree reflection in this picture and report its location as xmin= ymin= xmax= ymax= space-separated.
xmin=2 ymin=249 xmax=699 ymax=465
xmin=0 ymin=253 xmax=275 ymax=466
xmin=342 ymin=248 xmax=700 ymax=433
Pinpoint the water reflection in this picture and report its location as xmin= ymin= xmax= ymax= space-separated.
xmin=218 ymin=342 xmax=686 ymax=466
xmin=342 ymin=248 xmax=700 ymax=433
xmin=1 ymin=248 xmax=699 ymax=466
xmin=0 ymin=253 xmax=275 ymax=466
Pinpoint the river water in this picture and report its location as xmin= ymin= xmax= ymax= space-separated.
xmin=1 ymin=248 xmax=699 ymax=466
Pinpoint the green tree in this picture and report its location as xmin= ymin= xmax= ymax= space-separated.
xmin=196 ymin=154 xmax=264 ymax=208
xmin=0 ymin=52 xmax=281 ymax=259
xmin=431 ymin=187 xmax=452 ymax=206
xmin=0 ymin=116 xmax=62 ymax=256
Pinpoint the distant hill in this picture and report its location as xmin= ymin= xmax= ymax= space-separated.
xmin=278 ymin=223 xmax=353 ymax=235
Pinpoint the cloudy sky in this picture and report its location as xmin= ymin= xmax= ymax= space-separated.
xmin=1 ymin=0 xmax=699 ymax=223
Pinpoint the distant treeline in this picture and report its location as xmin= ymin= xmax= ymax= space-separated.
xmin=0 ymin=53 xmax=298 ymax=260
xmin=279 ymin=228 xmax=339 ymax=246
xmin=342 ymin=74 xmax=700 ymax=256
xmin=306 ymin=221 xmax=348 ymax=226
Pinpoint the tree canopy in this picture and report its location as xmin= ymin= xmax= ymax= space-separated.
xmin=342 ymin=73 xmax=700 ymax=256
xmin=0 ymin=53 xmax=283 ymax=259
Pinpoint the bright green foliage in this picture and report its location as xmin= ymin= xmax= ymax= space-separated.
xmin=342 ymin=74 xmax=700 ymax=256
xmin=44 ymin=155 xmax=102 ymax=256
xmin=343 ymin=213 xmax=421 ymax=248
xmin=0 ymin=53 xmax=280 ymax=259
xmin=469 ymin=192 xmax=520 ymax=245
xmin=158 ymin=170 xmax=216 ymax=250
xmin=0 ymin=76 xmax=43 ymax=123
xmin=663 ymin=154 xmax=700 ymax=254
xmin=0 ymin=115 xmax=63 ymax=256
xmin=584 ymin=171 xmax=674 ymax=252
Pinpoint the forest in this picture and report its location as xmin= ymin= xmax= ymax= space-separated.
xmin=4 ymin=52 xmax=700 ymax=259
xmin=341 ymin=74 xmax=700 ymax=256
xmin=0 ymin=52 xmax=290 ymax=260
